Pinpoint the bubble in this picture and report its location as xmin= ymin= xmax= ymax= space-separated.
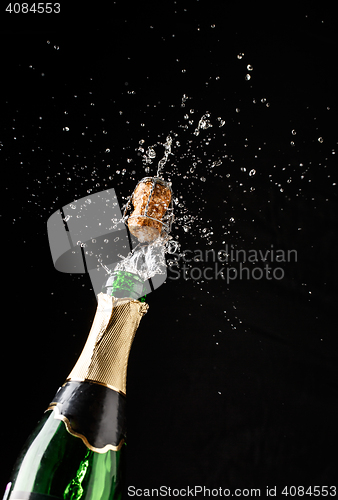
xmin=237 ymin=53 xmax=244 ymax=59
xmin=249 ymin=169 xmax=256 ymax=176
xmin=292 ymin=129 xmax=297 ymax=135
xmin=318 ymin=137 xmax=323 ymax=143
xmin=245 ymin=74 xmax=251 ymax=80
xmin=247 ymin=64 xmax=253 ymax=71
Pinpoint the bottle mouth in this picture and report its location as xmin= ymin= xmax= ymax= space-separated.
xmin=102 ymin=270 xmax=146 ymax=300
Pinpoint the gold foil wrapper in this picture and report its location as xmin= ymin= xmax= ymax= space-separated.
xmin=67 ymin=293 xmax=149 ymax=395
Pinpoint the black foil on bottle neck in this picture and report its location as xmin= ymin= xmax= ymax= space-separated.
xmin=49 ymin=380 xmax=126 ymax=451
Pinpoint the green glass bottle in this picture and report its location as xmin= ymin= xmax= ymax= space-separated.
xmin=3 ymin=271 xmax=148 ymax=500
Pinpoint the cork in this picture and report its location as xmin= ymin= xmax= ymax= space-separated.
xmin=127 ymin=178 xmax=172 ymax=242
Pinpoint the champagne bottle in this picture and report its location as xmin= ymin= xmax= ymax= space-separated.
xmin=3 ymin=271 xmax=148 ymax=500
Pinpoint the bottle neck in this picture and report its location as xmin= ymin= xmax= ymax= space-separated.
xmin=66 ymin=293 xmax=148 ymax=395
xmin=48 ymin=282 xmax=149 ymax=453
xmin=102 ymin=270 xmax=146 ymax=300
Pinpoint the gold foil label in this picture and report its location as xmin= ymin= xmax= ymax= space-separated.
xmin=67 ymin=293 xmax=148 ymax=395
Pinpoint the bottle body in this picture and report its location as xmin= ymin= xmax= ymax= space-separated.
xmin=4 ymin=406 xmax=124 ymax=500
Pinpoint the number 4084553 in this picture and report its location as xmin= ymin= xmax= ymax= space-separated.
xmin=5 ymin=3 xmax=60 ymax=13
xmin=281 ymin=486 xmax=337 ymax=496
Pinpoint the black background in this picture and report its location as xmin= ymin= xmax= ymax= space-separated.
xmin=1 ymin=4 xmax=338 ymax=497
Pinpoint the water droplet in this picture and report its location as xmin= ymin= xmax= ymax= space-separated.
xmin=247 ymin=64 xmax=253 ymax=71
xmin=318 ymin=137 xmax=323 ymax=143
xmin=249 ymin=169 xmax=256 ymax=176
xmin=237 ymin=53 xmax=244 ymax=59
xmin=245 ymin=74 xmax=251 ymax=80
xmin=292 ymin=129 xmax=297 ymax=135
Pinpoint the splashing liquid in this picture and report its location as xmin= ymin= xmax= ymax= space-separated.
xmin=193 ymin=113 xmax=213 ymax=136
xmin=93 ymin=110 xmax=228 ymax=284
xmin=156 ymin=135 xmax=173 ymax=178
xmin=105 ymin=137 xmax=175 ymax=282
xmin=114 ymin=237 xmax=168 ymax=282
